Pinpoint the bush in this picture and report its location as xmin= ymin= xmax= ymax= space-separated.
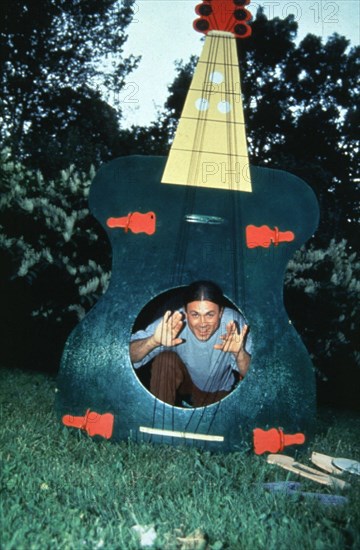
xmin=285 ymin=239 xmax=360 ymax=407
xmin=0 ymin=149 xmax=111 ymax=372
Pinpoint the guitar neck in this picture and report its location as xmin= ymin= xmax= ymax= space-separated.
xmin=162 ymin=30 xmax=252 ymax=192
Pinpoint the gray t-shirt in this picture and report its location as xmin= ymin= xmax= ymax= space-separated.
xmin=131 ymin=307 xmax=251 ymax=392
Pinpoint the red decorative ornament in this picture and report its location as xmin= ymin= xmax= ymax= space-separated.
xmin=107 ymin=211 xmax=156 ymax=235
xmin=246 ymin=225 xmax=295 ymax=248
xmin=62 ymin=409 xmax=114 ymax=439
xmin=253 ymin=427 xmax=305 ymax=455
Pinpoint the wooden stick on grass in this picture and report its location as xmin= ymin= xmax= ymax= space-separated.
xmin=267 ymin=454 xmax=349 ymax=490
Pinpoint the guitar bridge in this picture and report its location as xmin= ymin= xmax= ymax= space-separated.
xmin=185 ymin=214 xmax=225 ymax=225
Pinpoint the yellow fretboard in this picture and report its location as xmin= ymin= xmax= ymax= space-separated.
xmin=161 ymin=30 xmax=252 ymax=192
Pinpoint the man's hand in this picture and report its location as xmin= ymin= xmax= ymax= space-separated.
xmin=214 ymin=321 xmax=248 ymax=354
xmin=153 ymin=310 xmax=184 ymax=347
xmin=214 ymin=321 xmax=250 ymax=378
xmin=130 ymin=310 xmax=184 ymax=364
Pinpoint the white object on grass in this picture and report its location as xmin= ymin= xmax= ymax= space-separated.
xmin=132 ymin=525 xmax=157 ymax=548
xmin=333 ymin=458 xmax=360 ymax=475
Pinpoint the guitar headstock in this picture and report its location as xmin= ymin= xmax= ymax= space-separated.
xmin=194 ymin=0 xmax=252 ymax=39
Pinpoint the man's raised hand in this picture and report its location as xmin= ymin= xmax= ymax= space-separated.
xmin=153 ymin=310 xmax=184 ymax=348
xmin=214 ymin=321 xmax=249 ymax=355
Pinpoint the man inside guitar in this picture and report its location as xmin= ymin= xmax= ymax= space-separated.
xmin=130 ymin=281 xmax=251 ymax=407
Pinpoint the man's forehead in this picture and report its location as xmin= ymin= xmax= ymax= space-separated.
xmin=186 ymin=300 xmax=220 ymax=313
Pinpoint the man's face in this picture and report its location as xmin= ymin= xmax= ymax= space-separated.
xmin=185 ymin=300 xmax=223 ymax=341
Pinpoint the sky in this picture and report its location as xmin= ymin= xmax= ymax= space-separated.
xmin=119 ymin=0 xmax=359 ymax=127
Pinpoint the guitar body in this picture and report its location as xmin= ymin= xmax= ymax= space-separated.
xmin=56 ymin=154 xmax=319 ymax=451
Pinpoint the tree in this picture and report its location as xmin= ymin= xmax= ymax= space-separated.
xmin=0 ymin=0 xmax=138 ymax=175
xmin=22 ymin=86 xmax=122 ymax=177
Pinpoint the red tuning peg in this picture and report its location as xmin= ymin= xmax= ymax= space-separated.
xmin=62 ymin=409 xmax=114 ymax=439
xmin=253 ymin=427 xmax=305 ymax=455
xmin=107 ymin=211 xmax=156 ymax=235
xmin=246 ymin=225 xmax=295 ymax=248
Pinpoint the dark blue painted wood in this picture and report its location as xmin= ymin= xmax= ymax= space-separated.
xmin=56 ymin=155 xmax=319 ymax=451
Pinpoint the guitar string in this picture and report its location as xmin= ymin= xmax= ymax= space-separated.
xmin=182 ymin=33 xmax=231 ymax=431
xmin=188 ymin=32 xmax=251 ymax=435
xmin=194 ymin=35 xmax=248 ymax=431
xmin=149 ymin=30 xmax=249 ymax=442
xmin=168 ymin=34 xmax=221 ymax=436
xmin=174 ymin=34 xmax=223 ymax=285
xmin=149 ymin=34 xmax=228 ymax=436
xmin=150 ymin=35 xmax=241 ymax=441
xmin=169 ymin=33 xmax=221 ymax=286
xmin=226 ymin=30 xmax=243 ymax=307
xmin=157 ymin=43 xmax=215 ymax=433
xmin=182 ymin=33 xmax=249 ymax=435
xmin=170 ymin=31 xmax=244 ymax=288
xmin=233 ymin=37 xmax=248 ymax=313
xmin=150 ymin=34 xmax=228 ymax=434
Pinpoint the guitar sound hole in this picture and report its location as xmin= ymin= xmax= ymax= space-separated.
xmin=130 ymin=288 xmax=245 ymax=408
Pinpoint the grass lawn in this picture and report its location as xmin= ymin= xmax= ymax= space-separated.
xmin=0 ymin=367 xmax=359 ymax=549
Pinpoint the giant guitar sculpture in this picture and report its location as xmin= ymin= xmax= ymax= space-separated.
xmin=56 ymin=0 xmax=319 ymax=452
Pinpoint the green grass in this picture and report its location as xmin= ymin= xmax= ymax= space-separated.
xmin=0 ymin=368 xmax=359 ymax=550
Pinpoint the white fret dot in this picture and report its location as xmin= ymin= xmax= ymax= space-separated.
xmin=195 ymin=98 xmax=209 ymax=111
xmin=209 ymin=71 xmax=224 ymax=84
xmin=218 ymin=101 xmax=231 ymax=114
